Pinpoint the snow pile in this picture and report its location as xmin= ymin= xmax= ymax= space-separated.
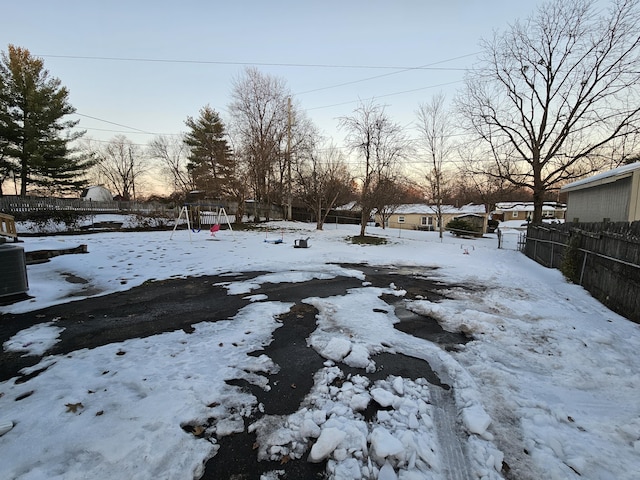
xmin=250 ymin=366 xmax=445 ymax=479
xmin=3 ymin=321 xmax=64 ymax=356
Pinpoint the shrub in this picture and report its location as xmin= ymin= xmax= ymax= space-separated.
xmin=560 ymin=234 xmax=581 ymax=283
xmin=350 ymin=235 xmax=387 ymax=245
xmin=446 ymin=218 xmax=481 ymax=237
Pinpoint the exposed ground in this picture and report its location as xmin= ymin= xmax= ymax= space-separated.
xmin=0 ymin=264 xmax=476 ymax=479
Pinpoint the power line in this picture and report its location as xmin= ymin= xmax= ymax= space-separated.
xmin=38 ymin=53 xmax=475 ymax=72
xmin=306 ymin=80 xmax=463 ymax=111
xmin=75 ymin=113 xmax=154 ymax=134
xmin=67 ymin=51 xmax=479 ymax=141
xmin=295 ymin=53 xmax=477 ymax=96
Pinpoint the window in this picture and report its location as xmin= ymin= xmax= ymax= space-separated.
xmin=512 ymin=211 xmax=518 ymax=218
xmin=398 ymin=216 xmax=405 ymax=223
xmin=420 ymin=216 xmax=427 ymax=225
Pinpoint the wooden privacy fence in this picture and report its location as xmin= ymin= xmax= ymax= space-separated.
xmin=524 ymin=222 xmax=640 ymax=323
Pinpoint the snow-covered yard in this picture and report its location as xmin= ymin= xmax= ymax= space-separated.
xmin=1 ymin=221 xmax=639 ymax=480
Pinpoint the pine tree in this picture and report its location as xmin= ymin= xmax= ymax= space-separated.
xmin=183 ymin=105 xmax=233 ymax=197
xmin=0 ymin=44 xmax=91 ymax=196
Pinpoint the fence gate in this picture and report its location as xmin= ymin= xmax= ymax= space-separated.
xmin=517 ymin=232 xmax=527 ymax=252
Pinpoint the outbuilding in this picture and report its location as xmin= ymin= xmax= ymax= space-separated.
xmin=561 ymin=162 xmax=640 ymax=223
xmin=81 ymin=186 xmax=113 ymax=202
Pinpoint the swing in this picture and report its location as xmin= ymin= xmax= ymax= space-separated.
xmin=170 ymin=204 xmax=233 ymax=243
xmin=191 ymin=206 xmax=202 ymax=233
xmin=264 ymin=228 xmax=284 ymax=244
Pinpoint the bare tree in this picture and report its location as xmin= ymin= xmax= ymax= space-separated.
xmin=147 ymin=135 xmax=193 ymax=195
xmin=416 ymin=93 xmax=455 ymax=238
xmin=89 ymin=135 xmax=148 ymax=201
xmin=456 ymin=0 xmax=640 ymax=223
xmin=340 ymin=100 xmax=410 ymax=236
xmin=295 ymin=140 xmax=354 ymax=230
xmin=371 ymin=175 xmax=406 ymax=230
xmin=228 ymin=68 xmax=291 ymax=219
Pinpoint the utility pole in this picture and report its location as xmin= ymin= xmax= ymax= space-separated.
xmin=286 ymin=96 xmax=292 ymax=221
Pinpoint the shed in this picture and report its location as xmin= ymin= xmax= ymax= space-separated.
xmin=561 ymin=162 xmax=640 ymax=223
xmin=81 ymin=186 xmax=113 ymax=202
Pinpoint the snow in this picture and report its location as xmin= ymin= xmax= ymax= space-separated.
xmin=561 ymin=161 xmax=640 ymax=191
xmin=3 ymin=321 xmax=64 ymax=356
xmin=1 ymin=220 xmax=639 ymax=480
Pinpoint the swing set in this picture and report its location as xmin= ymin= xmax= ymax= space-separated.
xmin=170 ymin=204 xmax=233 ymax=242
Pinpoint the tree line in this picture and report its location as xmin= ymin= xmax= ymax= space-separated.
xmin=2 ymin=0 xmax=640 ymax=230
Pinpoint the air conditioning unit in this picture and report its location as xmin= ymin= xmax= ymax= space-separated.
xmin=0 ymin=243 xmax=29 ymax=299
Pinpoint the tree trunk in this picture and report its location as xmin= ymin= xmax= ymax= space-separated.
xmin=359 ymin=213 xmax=367 ymax=237
xmin=532 ymin=190 xmax=544 ymax=224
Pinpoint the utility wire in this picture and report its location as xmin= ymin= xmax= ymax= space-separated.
xmin=67 ymin=51 xmax=478 ymax=140
xmin=296 ymin=53 xmax=477 ymax=96
xmin=38 ymin=53 xmax=475 ymax=71
xmin=75 ymin=113 xmax=154 ymax=134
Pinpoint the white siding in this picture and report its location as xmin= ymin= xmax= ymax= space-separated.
xmin=566 ymin=177 xmax=631 ymax=222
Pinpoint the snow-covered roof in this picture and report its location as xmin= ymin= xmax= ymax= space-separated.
xmin=334 ymin=201 xmax=359 ymax=211
xmin=561 ymin=162 xmax=640 ymax=192
xmin=80 ymin=185 xmax=113 ymax=202
xmin=391 ymin=203 xmax=486 ymax=215
xmin=494 ymin=202 xmax=565 ymax=212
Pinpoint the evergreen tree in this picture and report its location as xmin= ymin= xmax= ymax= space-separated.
xmin=183 ymin=105 xmax=233 ymax=196
xmin=0 ymin=45 xmax=91 ymax=196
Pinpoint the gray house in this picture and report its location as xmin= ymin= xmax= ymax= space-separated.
xmin=561 ymin=162 xmax=640 ymax=223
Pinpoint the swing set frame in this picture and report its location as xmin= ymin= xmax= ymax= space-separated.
xmin=170 ymin=204 xmax=233 ymax=242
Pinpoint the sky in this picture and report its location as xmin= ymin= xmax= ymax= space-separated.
xmin=1 ymin=218 xmax=639 ymax=479
xmin=2 ymin=1 xmax=558 ymax=147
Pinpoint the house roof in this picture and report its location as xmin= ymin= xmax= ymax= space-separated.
xmin=494 ymin=202 xmax=565 ymax=212
xmin=391 ymin=203 xmax=486 ymax=215
xmin=560 ymin=162 xmax=640 ymax=192
xmin=81 ymin=185 xmax=113 ymax=202
xmin=334 ymin=201 xmax=359 ymax=211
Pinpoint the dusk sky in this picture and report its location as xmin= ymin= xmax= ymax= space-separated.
xmin=2 ymin=1 xmax=608 ymax=147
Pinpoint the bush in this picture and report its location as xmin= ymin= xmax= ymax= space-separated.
xmin=446 ymin=218 xmax=481 ymax=237
xmin=560 ymin=234 xmax=581 ymax=283
xmin=350 ymin=235 xmax=387 ymax=245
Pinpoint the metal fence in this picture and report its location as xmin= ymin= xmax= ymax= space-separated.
xmin=524 ymin=222 xmax=640 ymax=323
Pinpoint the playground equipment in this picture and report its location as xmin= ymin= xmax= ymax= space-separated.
xmin=170 ymin=204 xmax=232 ymax=242
xmin=264 ymin=228 xmax=284 ymax=244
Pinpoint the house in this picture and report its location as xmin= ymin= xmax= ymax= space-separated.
xmin=493 ymin=202 xmax=566 ymax=222
xmin=560 ymin=162 xmax=640 ymax=223
xmin=375 ymin=203 xmax=488 ymax=233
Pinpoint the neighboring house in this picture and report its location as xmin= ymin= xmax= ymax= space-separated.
xmin=561 ymin=162 xmax=640 ymax=223
xmin=81 ymin=185 xmax=113 ymax=202
xmin=493 ymin=202 xmax=566 ymax=222
xmin=375 ymin=203 xmax=488 ymax=233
